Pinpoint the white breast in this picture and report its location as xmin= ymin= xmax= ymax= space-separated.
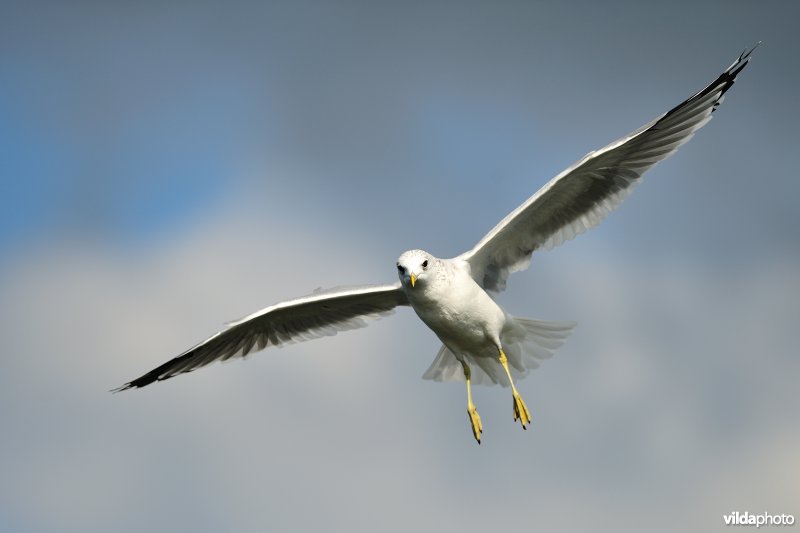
xmin=405 ymin=259 xmax=506 ymax=353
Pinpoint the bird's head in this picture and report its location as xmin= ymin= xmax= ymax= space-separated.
xmin=397 ymin=249 xmax=435 ymax=289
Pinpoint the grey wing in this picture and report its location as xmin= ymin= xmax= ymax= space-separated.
xmin=114 ymin=283 xmax=408 ymax=390
xmin=459 ymin=45 xmax=757 ymax=292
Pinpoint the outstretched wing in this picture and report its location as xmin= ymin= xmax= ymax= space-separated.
xmin=459 ymin=45 xmax=757 ymax=292
xmin=114 ymin=283 xmax=408 ymax=390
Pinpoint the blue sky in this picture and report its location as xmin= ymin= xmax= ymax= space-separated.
xmin=4 ymin=1 xmax=795 ymax=260
xmin=1 ymin=2 xmax=799 ymax=532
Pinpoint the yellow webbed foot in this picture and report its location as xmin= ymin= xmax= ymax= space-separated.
xmin=512 ymin=390 xmax=531 ymax=429
xmin=467 ymin=403 xmax=483 ymax=444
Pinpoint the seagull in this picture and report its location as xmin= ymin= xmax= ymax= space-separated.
xmin=115 ymin=46 xmax=756 ymax=443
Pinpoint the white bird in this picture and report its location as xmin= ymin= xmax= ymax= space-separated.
xmin=115 ymin=46 xmax=756 ymax=443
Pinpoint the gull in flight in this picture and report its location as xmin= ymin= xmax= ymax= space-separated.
xmin=116 ymin=46 xmax=756 ymax=443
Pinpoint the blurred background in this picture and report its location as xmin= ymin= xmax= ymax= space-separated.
xmin=1 ymin=2 xmax=798 ymax=532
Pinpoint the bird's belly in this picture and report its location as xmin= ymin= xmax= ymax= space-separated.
xmin=418 ymin=307 xmax=485 ymax=346
xmin=410 ymin=287 xmax=505 ymax=354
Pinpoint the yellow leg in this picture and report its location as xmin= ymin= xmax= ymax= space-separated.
xmin=461 ymin=361 xmax=483 ymax=444
xmin=499 ymin=349 xmax=531 ymax=429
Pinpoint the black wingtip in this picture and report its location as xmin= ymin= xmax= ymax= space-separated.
xmin=739 ymin=41 xmax=762 ymax=61
xmin=728 ymin=42 xmax=760 ymax=78
xmin=702 ymin=43 xmax=758 ymax=108
xmin=110 ymin=380 xmax=143 ymax=393
xmin=109 ymin=370 xmax=164 ymax=393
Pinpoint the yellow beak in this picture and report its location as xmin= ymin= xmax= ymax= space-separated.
xmin=410 ymin=273 xmax=417 ymax=288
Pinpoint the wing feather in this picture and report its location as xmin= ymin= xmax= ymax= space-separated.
xmin=459 ymin=45 xmax=757 ymax=291
xmin=114 ymin=283 xmax=408 ymax=390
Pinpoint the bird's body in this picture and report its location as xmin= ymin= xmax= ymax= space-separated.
xmin=115 ymin=46 xmax=757 ymax=443
xmin=397 ymin=251 xmax=573 ymax=390
xmin=403 ymin=255 xmax=504 ymax=357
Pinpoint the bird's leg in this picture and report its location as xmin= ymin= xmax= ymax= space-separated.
xmin=498 ymin=348 xmax=531 ymax=429
xmin=461 ymin=360 xmax=482 ymax=443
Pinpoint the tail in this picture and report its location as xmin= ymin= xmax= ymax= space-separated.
xmin=422 ymin=318 xmax=576 ymax=386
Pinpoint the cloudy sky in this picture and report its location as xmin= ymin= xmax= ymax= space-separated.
xmin=1 ymin=2 xmax=798 ymax=532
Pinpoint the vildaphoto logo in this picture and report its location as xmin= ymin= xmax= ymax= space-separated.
xmin=723 ymin=511 xmax=795 ymax=528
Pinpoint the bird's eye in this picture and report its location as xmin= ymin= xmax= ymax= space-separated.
xmin=422 ymin=260 xmax=428 ymax=269
xmin=397 ymin=264 xmax=405 ymax=274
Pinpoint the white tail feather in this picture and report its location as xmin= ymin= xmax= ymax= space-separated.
xmin=421 ymin=318 xmax=576 ymax=387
